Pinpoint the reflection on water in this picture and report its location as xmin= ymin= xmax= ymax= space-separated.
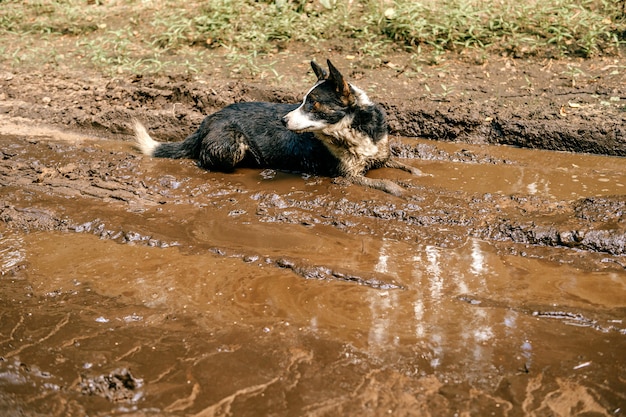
xmin=367 ymin=290 xmax=398 ymax=352
xmin=373 ymin=239 xmax=390 ymax=274
xmin=0 ymin=231 xmax=25 ymax=275
xmin=2 ymin=214 xmax=625 ymax=414
xmin=419 ymin=141 xmax=625 ymax=200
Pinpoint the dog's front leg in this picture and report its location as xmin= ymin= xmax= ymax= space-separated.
xmin=349 ymin=175 xmax=405 ymax=197
xmin=384 ymin=159 xmax=428 ymax=177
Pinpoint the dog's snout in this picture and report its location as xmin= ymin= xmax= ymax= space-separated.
xmin=281 ymin=115 xmax=289 ymax=127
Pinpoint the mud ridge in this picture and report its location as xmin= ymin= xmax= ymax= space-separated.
xmin=475 ymin=218 xmax=626 ymax=256
xmin=211 ymin=249 xmax=404 ymax=290
xmin=457 ymin=295 xmax=626 ymax=334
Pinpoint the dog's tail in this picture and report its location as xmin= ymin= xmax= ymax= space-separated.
xmin=132 ymin=119 xmax=200 ymax=159
xmin=132 ymin=119 xmax=160 ymax=156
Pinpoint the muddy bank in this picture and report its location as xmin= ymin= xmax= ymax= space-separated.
xmin=1 ymin=56 xmax=625 ymax=156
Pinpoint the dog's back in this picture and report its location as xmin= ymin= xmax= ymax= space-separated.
xmin=134 ymin=102 xmax=341 ymax=175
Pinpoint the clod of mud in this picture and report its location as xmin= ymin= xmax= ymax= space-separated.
xmin=489 ymin=203 xmax=624 ymax=256
xmin=79 ymin=368 xmax=143 ymax=403
xmin=573 ymin=196 xmax=626 ymax=223
xmin=476 ymin=216 xmax=626 ymax=255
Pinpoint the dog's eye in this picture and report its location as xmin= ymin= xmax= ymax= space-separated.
xmin=307 ymin=101 xmax=321 ymax=111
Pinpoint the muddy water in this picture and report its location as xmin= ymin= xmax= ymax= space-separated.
xmin=0 ymin=131 xmax=625 ymax=416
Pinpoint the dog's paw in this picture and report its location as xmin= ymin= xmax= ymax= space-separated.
xmin=342 ymin=175 xmax=409 ymax=197
xmin=382 ymin=181 xmax=406 ymax=197
xmin=372 ymin=178 xmax=406 ymax=197
xmin=410 ymin=167 xmax=432 ymax=177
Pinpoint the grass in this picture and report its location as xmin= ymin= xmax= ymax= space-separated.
xmin=0 ymin=0 xmax=624 ymax=76
xmin=374 ymin=0 xmax=625 ymax=57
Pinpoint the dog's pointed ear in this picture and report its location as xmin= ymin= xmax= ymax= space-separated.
xmin=327 ymin=59 xmax=353 ymax=105
xmin=310 ymin=61 xmax=327 ymax=81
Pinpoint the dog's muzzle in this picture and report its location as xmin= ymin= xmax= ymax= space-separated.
xmin=281 ymin=113 xmax=302 ymax=133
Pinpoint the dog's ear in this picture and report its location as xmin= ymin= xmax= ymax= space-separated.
xmin=310 ymin=61 xmax=327 ymax=81
xmin=327 ymin=59 xmax=354 ymax=105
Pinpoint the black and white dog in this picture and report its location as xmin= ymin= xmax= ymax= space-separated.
xmin=133 ymin=59 xmax=423 ymax=195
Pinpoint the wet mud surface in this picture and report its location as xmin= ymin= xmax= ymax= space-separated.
xmin=0 ymin=128 xmax=625 ymax=416
xmin=0 ymin=56 xmax=625 ymax=415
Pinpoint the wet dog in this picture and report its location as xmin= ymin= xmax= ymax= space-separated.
xmin=133 ymin=59 xmax=423 ymax=195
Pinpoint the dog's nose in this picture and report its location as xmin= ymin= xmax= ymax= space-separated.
xmin=281 ymin=116 xmax=288 ymax=127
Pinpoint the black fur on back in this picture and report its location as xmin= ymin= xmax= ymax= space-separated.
xmin=154 ymin=102 xmax=342 ymax=175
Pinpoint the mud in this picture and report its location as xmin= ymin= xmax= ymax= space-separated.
xmin=0 ymin=122 xmax=625 ymax=416
xmin=0 ymin=53 xmax=625 ymax=415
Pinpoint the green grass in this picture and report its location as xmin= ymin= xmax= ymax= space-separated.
xmin=374 ymin=0 xmax=624 ymax=57
xmin=0 ymin=0 xmax=624 ymax=75
xmin=148 ymin=0 xmax=350 ymax=51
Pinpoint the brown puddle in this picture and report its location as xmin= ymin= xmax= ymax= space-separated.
xmin=0 ymin=132 xmax=625 ymax=416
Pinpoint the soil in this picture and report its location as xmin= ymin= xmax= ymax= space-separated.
xmin=0 ymin=49 xmax=625 ymax=416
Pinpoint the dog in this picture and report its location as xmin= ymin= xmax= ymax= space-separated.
xmin=133 ymin=59 xmax=424 ymax=196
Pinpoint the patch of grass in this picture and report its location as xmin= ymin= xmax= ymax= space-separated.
xmin=0 ymin=0 xmax=101 ymax=36
xmin=0 ymin=3 xmax=23 ymax=32
xmin=0 ymin=0 xmax=624 ymax=76
xmin=148 ymin=0 xmax=350 ymax=53
xmin=225 ymin=49 xmax=283 ymax=80
xmin=77 ymin=29 xmax=133 ymax=68
xmin=373 ymin=0 xmax=625 ymax=58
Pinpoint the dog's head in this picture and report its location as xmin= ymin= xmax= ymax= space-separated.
xmin=282 ymin=59 xmax=372 ymax=133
